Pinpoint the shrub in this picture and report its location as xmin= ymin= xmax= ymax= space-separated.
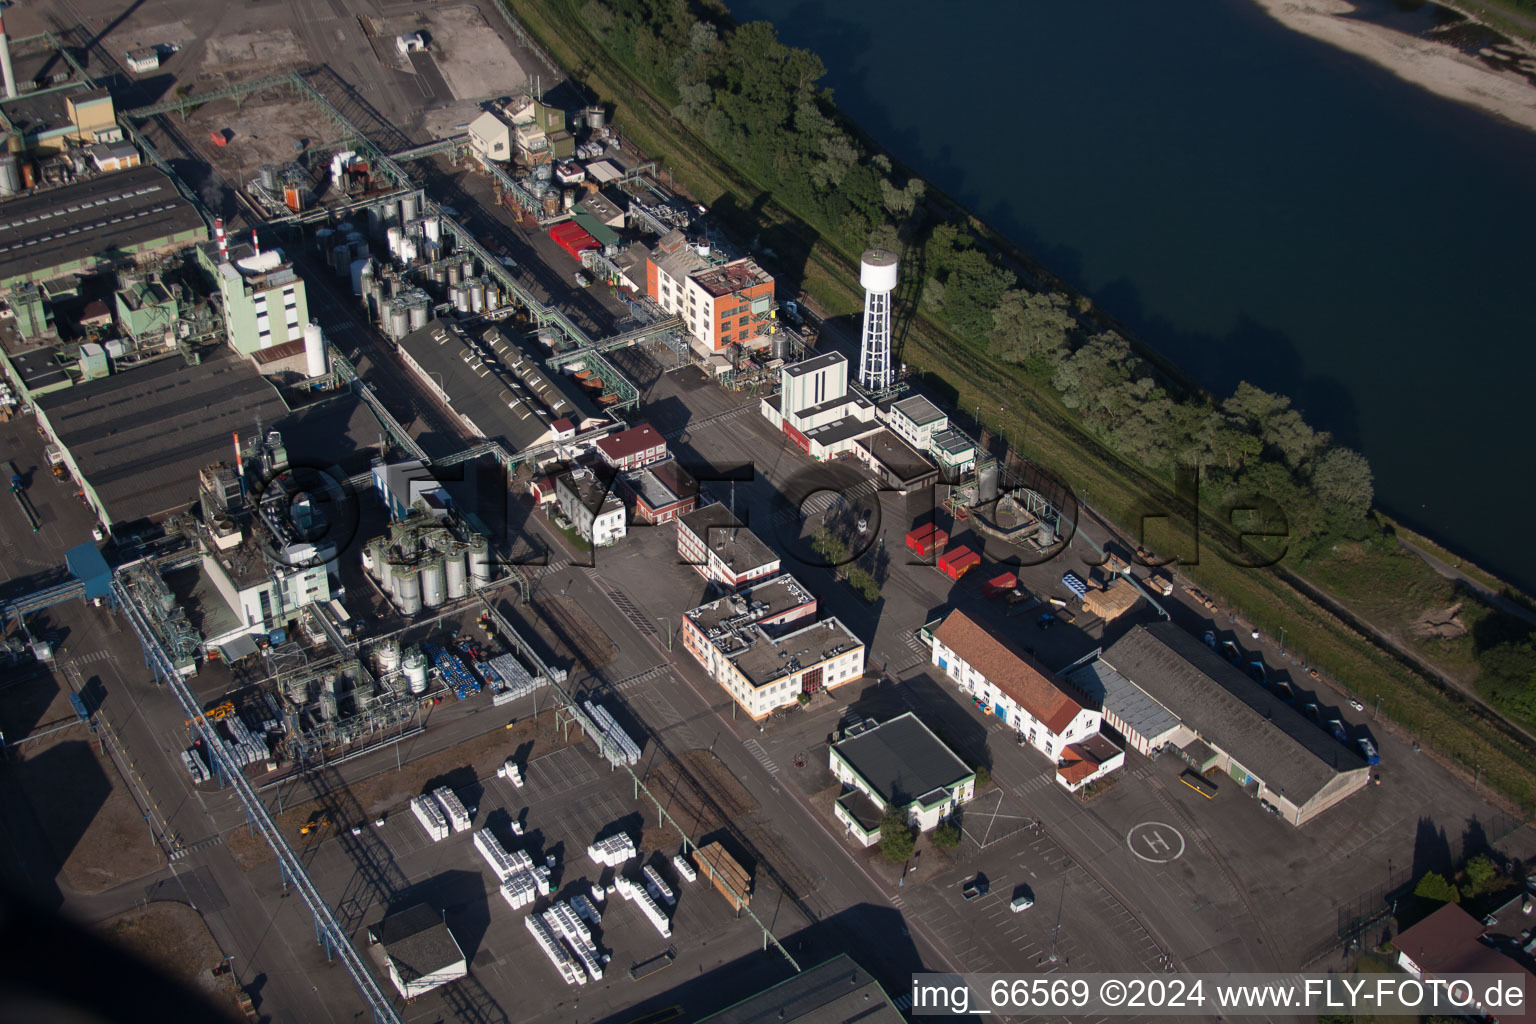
xmin=932 ymin=824 xmax=960 ymax=849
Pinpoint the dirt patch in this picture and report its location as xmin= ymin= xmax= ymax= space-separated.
xmin=1413 ymin=601 xmax=1470 ymax=642
xmin=201 ymin=30 xmax=306 ymax=73
xmin=642 ymin=749 xmax=759 ymax=836
xmin=98 ymin=902 xmax=243 ymax=1021
xmin=411 ymin=6 xmax=529 ymax=101
xmin=228 ymin=708 xmax=579 ymax=869
xmin=184 ymin=97 xmax=349 ymax=175
xmin=6 ymin=734 xmax=165 ymax=893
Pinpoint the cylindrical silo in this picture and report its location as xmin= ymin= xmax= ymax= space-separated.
xmin=587 ymin=106 xmax=606 ymax=130
xmin=331 ymin=243 xmax=351 ymax=276
xmin=469 ymin=281 xmax=484 ymax=314
xmin=400 ymin=237 xmax=418 ymax=263
xmin=366 ymin=205 xmax=383 ymax=239
xmin=259 ymin=164 xmax=279 ymax=191
xmin=401 ymin=194 xmax=419 ymax=223
xmin=303 ymin=323 xmax=327 ymax=378
xmin=387 ymin=226 xmax=403 ymax=257
xmin=467 ymin=535 xmax=491 ymax=588
xmin=447 ymin=262 xmax=461 ymax=287
xmin=394 ymin=564 xmax=422 ymax=615
xmin=444 ymin=545 xmax=468 ymax=599
xmin=423 ymin=216 xmax=440 ymax=244
xmin=389 ymin=303 xmax=409 ymax=340
xmin=420 ymin=557 xmax=445 ymax=608
xmin=460 ymin=258 xmax=475 ymax=280
xmin=403 ymin=650 xmax=429 ymax=694
xmin=408 ymin=300 xmax=429 ymax=331
xmin=378 ymin=554 xmax=395 ymax=596
xmin=315 ymin=227 xmax=334 ymax=254
xmin=349 ymin=258 xmax=369 ymax=296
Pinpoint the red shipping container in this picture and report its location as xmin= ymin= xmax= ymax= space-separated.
xmin=982 ymin=572 xmax=1018 ymax=598
xmin=549 ymin=221 xmax=599 ymax=262
xmin=937 ymin=545 xmax=980 ymax=580
xmin=905 ymin=523 xmax=949 ymax=558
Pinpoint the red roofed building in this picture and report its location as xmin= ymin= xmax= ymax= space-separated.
xmin=1394 ymin=902 xmax=1536 ymax=1022
xmin=594 ymin=423 xmax=666 ymax=472
xmin=930 ymin=610 xmax=1114 ymax=772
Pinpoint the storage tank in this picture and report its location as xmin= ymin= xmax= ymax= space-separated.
xmin=387 ymin=226 xmax=404 ymax=256
xmin=447 ymin=263 xmax=461 ymax=287
xmin=375 ymin=639 xmax=402 ymax=676
xmin=366 ymin=205 xmax=383 ymax=239
xmin=315 ymin=227 xmax=335 ymax=254
xmin=401 ymin=194 xmax=419 ymax=223
xmin=286 ymin=674 xmax=311 ymax=706
xmin=0 ymin=154 xmax=22 ymax=197
xmin=349 ymin=258 xmax=370 ymax=296
xmin=259 ymin=163 xmax=279 ymax=191
xmin=420 ymin=558 xmax=446 ymax=608
xmin=423 ymin=216 xmax=440 ymax=244
xmin=303 ymin=323 xmax=328 ymax=378
xmin=453 ymin=287 xmax=469 ymax=314
xmin=389 ymin=303 xmax=409 ymax=340
xmin=444 ymin=545 xmax=468 ymax=599
xmin=378 ymin=553 xmax=395 ymax=595
xmin=771 ymin=335 xmax=790 ymax=360
xmin=542 ymin=195 xmax=561 ymax=217
xmin=587 ymin=106 xmax=606 ymax=130
xmin=408 ymin=300 xmax=429 ymax=331
xmin=331 ymin=243 xmax=351 ymax=276
xmin=403 ymin=650 xmax=429 ymax=694
xmin=977 ymin=461 xmax=1000 ymax=503
xmin=469 ymin=281 xmax=485 ymax=314
xmin=369 ymin=279 xmax=386 ymax=321
xmin=400 ymin=237 xmax=418 ymax=263
xmin=394 ymin=564 xmax=422 ymax=615
xmin=467 ymin=535 xmax=491 ymax=587
xmin=460 ymin=259 xmax=475 ymax=280
xmin=563 ymin=189 xmax=577 ymax=211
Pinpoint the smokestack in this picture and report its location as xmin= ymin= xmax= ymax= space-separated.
xmin=233 ymin=432 xmax=243 ymax=476
xmin=250 ymin=228 xmax=260 ymax=256
xmin=215 ymin=217 xmax=228 ymax=263
xmin=0 ymin=12 xmax=17 ymax=101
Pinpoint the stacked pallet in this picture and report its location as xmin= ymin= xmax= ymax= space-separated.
xmin=486 ymin=654 xmax=542 ymax=706
xmin=411 ymin=795 xmax=449 ymax=842
xmin=220 ymin=715 xmax=267 ymax=767
xmin=615 ymin=875 xmax=672 ymax=938
xmin=181 ymin=748 xmax=209 ymax=784
xmin=696 ymin=842 xmax=751 ymax=910
xmin=525 ymin=913 xmax=583 ymax=985
xmin=587 ymin=834 xmax=635 ymax=867
xmin=497 ymin=758 xmax=524 ymax=788
xmin=582 ymin=700 xmax=640 ymax=765
xmin=672 ymin=853 xmax=698 ymax=883
xmin=501 ymin=869 xmax=539 ymax=909
xmin=570 ymin=893 xmax=601 ymax=925
xmin=432 ymin=786 xmax=472 ymax=832
xmin=642 ymin=864 xmax=676 ymax=907
xmin=474 ymin=829 xmax=523 ymax=882
xmin=545 ymin=903 xmax=603 ymax=980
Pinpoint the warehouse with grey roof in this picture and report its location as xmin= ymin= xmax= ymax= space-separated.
xmin=1096 ymin=623 xmax=1371 ymax=825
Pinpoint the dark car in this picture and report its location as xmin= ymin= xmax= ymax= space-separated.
xmin=961 ymin=876 xmax=989 ymax=900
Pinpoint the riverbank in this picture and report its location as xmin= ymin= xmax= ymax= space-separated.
xmin=1253 ymin=0 xmax=1536 ymax=130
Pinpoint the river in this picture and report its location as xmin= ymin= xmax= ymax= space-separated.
xmin=726 ymin=0 xmax=1536 ymax=591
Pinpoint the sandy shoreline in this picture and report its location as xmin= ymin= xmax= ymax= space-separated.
xmin=1252 ymin=0 xmax=1536 ymax=132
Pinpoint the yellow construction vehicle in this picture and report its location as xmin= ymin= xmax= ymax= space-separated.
xmin=185 ymin=701 xmax=235 ymax=729
xmin=299 ymin=814 xmax=332 ymax=837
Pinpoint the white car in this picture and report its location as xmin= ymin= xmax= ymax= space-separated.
xmin=1010 ymin=895 xmax=1035 ymax=913
xmin=1348 ymin=698 xmax=1364 ymax=711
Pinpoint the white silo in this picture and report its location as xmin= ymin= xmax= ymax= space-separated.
xmin=467 ymin=535 xmax=491 ymax=588
xmin=403 ymin=649 xmax=429 ymax=694
xmin=386 ymin=226 xmax=404 ymax=257
xmin=303 ymin=323 xmax=328 ymax=378
xmin=444 ymin=544 xmax=468 ymax=599
xmin=857 ymin=249 xmax=899 ymax=392
xmin=374 ymin=639 xmax=402 ymax=675
xmin=420 ymin=557 xmax=446 ymax=608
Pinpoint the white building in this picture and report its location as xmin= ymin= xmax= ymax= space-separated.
xmin=686 ymin=601 xmax=864 ymax=720
xmin=555 ymin=467 xmax=626 ymax=547
xmin=885 ymin=394 xmax=948 ymax=450
xmin=467 ymin=110 xmax=511 ymax=161
xmin=367 ymin=904 xmax=467 ymax=1000
xmin=929 ymin=609 xmax=1123 ymax=791
xmin=829 ymin=713 xmax=975 ymax=846
xmin=760 ymin=352 xmax=878 ymax=460
xmin=201 ymin=549 xmax=329 ymax=647
xmin=676 ymin=502 xmax=780 ymax=589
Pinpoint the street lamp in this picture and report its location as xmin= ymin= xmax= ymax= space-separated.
xmin=658 ymin=617 xmax=674 ymax=651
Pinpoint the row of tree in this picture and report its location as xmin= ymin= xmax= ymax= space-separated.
xmin=575 ymin=0 xmax=1374 ymax=550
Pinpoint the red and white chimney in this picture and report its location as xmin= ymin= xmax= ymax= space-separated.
xmin=215 ymin=217 xmax=228 ymax=263
xmin=250 ymin=228 xmax=260 ymax=257
xmin=233 ymin=432 xmax=243 ymax=476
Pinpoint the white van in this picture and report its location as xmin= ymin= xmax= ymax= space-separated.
xmin=1010 ymin=894 xmax=1035 ymax=913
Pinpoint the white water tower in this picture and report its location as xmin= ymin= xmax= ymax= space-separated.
xmin=857 ymin=248 xmax=898 ymax=392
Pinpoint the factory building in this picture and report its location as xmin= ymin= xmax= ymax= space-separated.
xmin=0 ymin=165 xmax=207 ymax=294
xmin=367 ymin=905 xmax=468 ymax=1000
xmin=696 ymin=954 xmax=905 ymax=1024
xmin=760 ymin=352 xmax=879 ymax=460
xmin=617 ymin=458 xmax=699 ymax=524
xmin=676 ymin=502 xmax=780 ymax=589
xmin=880 ymin=393 xmax=977 ymax=479
xmin=641 ymin=232 xmax=776 ymax=352
xmin=113 ymin=274 xmax=179 ymax=343
xmin=196 ymin=235 xmax=309 ymax=355
xmin=397 ymin=319 xmax=561 ymax=453
xmin=372 ymin=459 xmax=451 ymax=521
xmin=829 ymin=713 xmax=975 ymax=846
xmin=594 ymin=422 xmax=666 ymax=471
xmin=200 ymin=537 xmax=331 ymax=648
xmin=1093 ymin=623 xmax=1371 ymax=825
xmin=0 ymin=78 xmax=121 ymax=154
xmin=467 ymin=110 xmax=511 ymax=161
xmin=681 ymin=573 xmax=863 ymax=720
xmin=362 ymin=511 xmax=492 ymax=615
xmin=33 ymin=351 xmax=286 ymax=531
xmin=555 ymin=466 xmax=626 ymax=547
xmin=850 ymin=429 xmax=939 ymax=494
xmin=930 ymin=609 xmax=1123 ymax=791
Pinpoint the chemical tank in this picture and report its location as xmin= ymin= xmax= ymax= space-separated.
xmin=389 ymin=304 xmax=409 ymax=340
xmin=469 ymin=282 xmax=484 ymax=314
xmin=378 ymin=554 xmax=395 ymax=595
xmin=460 ymin=259 xmax=475 ymax=280
xmin=423 ymin=216 xmax=440 ymax=244
xmin=408 ymin=300 xmax=429 ymax=331
xmin=977 ymin=461 xmax=1000 ymax=503
xmin=374 ymin=639 xmax=402 ymax=676
xmin=403 ymin=650 xmax=429 ymax=694
xmin=420 ymin=558 xmax=446 ymax=608
xmin=453 ymin=288 xmax=469 ymax=315
xmin=394 ymin=564 xmax=422 ymax=615
xmin=401 ymin=194 xmax=419 ymax=223
xmin=444 ymin=546 xmax=468 ymax=599
xmin=771 ymin=335 xmax=790 ymax=360
xmin=386 ymin=226 xmax=404 ymax=256
xmin=366 ymin=205 xmax=383 ymax=239
xmin=315 ymin=227 xmax=335 ymax=254
xmin=286 ymin=674 xmax=311 ymax=706
xmin=303 ymin=323 xmax=327 ymax=378
xmin=587 ymin=106 xmax=606 ymax=130
xmin=467 ymin=535 xmax=491 ymax=587
xmin=258 ymin=164 xmax=279 ymax=191
xmin=399 ymin=237 xmax=418 ymax=263
xmin=0 ymin=154 xmax=20 ymax=197
xmin=447 ymin=262 xmax=461 ymax=287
